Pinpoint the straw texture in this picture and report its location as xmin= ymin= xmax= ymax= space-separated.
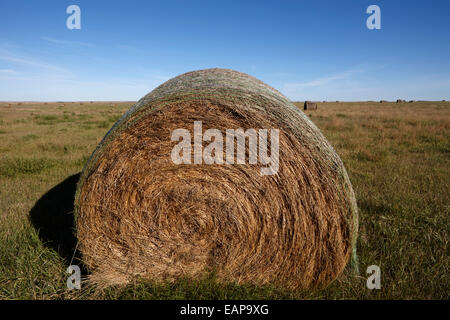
xmin=74 ymin=68 xmax=358 ymax=289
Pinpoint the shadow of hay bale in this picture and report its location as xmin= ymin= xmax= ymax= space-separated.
xmin=29 ymin=173 xmax=84 ymax=267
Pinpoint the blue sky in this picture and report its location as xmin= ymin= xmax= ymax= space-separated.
xmin=0 ymin=0 xmax=449 ymax=101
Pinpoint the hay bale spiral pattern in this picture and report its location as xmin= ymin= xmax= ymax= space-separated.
xmin=75 ymin=68 xmax=358 ymax=289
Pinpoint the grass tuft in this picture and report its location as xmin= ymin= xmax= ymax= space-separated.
xmin=0 ymin=157 xmax=59 ymax=177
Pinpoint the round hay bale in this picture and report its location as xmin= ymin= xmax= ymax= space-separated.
xmin=75 ymin=68 xmax=358 ymax=290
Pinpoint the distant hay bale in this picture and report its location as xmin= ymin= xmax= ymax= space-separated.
xmin=380 ymin=100 xmax=388 ymax=103
xmin=396 ymin=99 xmax=405 ymax=103
xmin=304 ymin=101 xmax=318 ymax=110
xmin=75 ymin=68 xmax=358 ymax=290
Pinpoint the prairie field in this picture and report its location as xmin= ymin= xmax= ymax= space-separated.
xmin=0 ymin=100 xmax=448 ymax=299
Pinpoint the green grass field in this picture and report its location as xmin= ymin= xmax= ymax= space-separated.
xmin=0 ymin=101 xmax=448 ymax=299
